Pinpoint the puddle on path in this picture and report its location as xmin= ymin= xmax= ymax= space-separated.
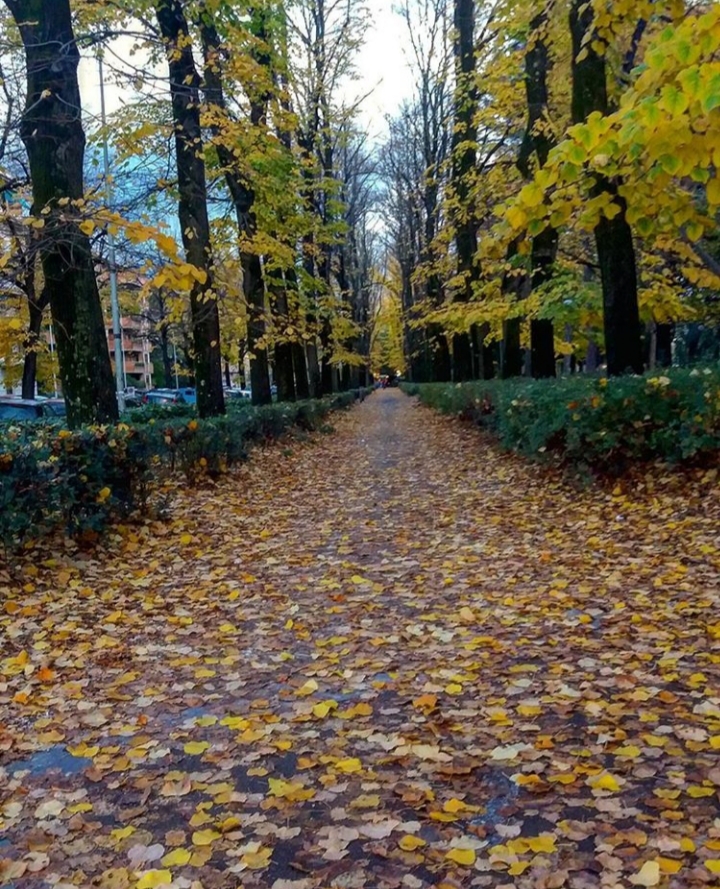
xmin=6 ymin=745 xmax=92 ymax=776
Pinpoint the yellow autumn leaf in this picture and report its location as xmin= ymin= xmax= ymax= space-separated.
xmin=615 ymin=745 xmax=641 ymax=758
xmin=136 ymin=871 xmax=173 ymax=889
xmin=588 ymin=772 xmax=621 ymax=792
xmin=312 ymin=699 xmax=338 ymax=718
xmin=706 ymin=861 xmax=720 ymax=875
xmin=630 ymin=860 xmax=660 ymax=887
xmin=350 ymin=793 xmax=380 ymax=808
xmin=68 ymin=742 xmax=99 ymax=758
xmin=111 ymin=825 xmax=136 ymax=841
xmin=336 ymin=757 xmax=362 ymax=773
xmin=658 ymin=857 xmax=682 ymax=875
xmin=268 ymin=777 xmax=305 ymax=797
xmin=445 ymin=683 xmax=463 ymax=694
xmin=68 ymin=802 xmax=93 ymax=814
xmin=220 ymin=715 xmax=249 ymax=730
xmin=443 ymin=798 xmax=466 ymax=813
xmin=191 ymin=829 xmax=220 ymax=846
xmin=241 ymin=847 xmax=272 ymax=869
xmin=527 ymin=835 xmax=557 ymax=854
xmin=161 ymin=848 xmax=191 ymax=866
xmin=508 ymin=861 xmax=531 ymax=875
xmin=184 ymin=741 xmax=209 ymax=755
xmin=687 ymin=785 xmax=714 ymax=797
xmin=398 ymin=835 xmax=426 ymax=851
xmin=296 ymin=678 xmax=319 ymax=696
xmin=446 ymin=847 xmax=476 ymax=866
xmin=517 ymin=704 xmax=542 ymax=717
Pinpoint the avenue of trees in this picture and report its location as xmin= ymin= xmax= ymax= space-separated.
xmin=381 ymin=0 xmax=720 ymax=383
xmin=0 ymin=0 xmax=378 ymax=424
xmin=0 ymin=0 xmax=719 ymax=425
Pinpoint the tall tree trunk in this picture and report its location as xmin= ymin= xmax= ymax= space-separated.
xmin=198 ymin=7 xmax=270 ymax=406
xmin=300 ymin=151 xmax=323 ymax=399
xmin=305 ymin=341 xmax=322 ymax=398
xmin=450 ymin=0 xmax=478 ymax=381
xmin=570 ymin=0 xmax=643 ymax=376
xmin=8 ymin=0 xmax=117 ymax=426
xmin=500 ymin=239 xmax=524 ymax=378
xmin=156 ymin=0 xmax=224 ymax=417
xmin=292 ymin=342 xmax=310 ymax=398
xmin=160 ymin=326 xmax=173 ymax=388
xmin=518 ymin=10 xmax=557 ymax=378
xmin=266 ymin=269 xmax=296 ymax=402
xmin=655 ymin=322 xmax=673 ymax=367
xmin=425 ymin=197 xmax=451 ymax=382
xmin=20 ymin=250 xmax=48 ymax=399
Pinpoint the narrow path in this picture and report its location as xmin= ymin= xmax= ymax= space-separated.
xmin=2 ymin=391 xmax=720 ymax=888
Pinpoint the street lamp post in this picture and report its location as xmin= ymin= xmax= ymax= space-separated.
xmin=98 ymin=54 xmax=125 ymax=412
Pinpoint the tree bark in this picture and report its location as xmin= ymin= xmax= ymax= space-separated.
xmin=450 ymin=0 xmax=478 ymax=381
xmin=500 ymin=239 xmax=524 ymax=378
xmin=198 ymin=7 xmax=271 ymax=406
xmin=570 ymin=0 xmax=643 ymax=376
xmin=18 ymin=224 xmax=49 ymax=398
xmin=518 ymin=11 xmax=557 ymax=378
xmin=8 ymin=0 xmax=118 ymax=426
xmin=292 ymin=342 xmax=310 ymax=398
xmin=160 ymin=326 xmax=173 ymax=388
xmin=156 ymin=0 xmax=224 ymax=417
xmin=266 ymin=268 xmax=296 ymax=402
xmin=655 ymin=322 xmax=673 ymax=367
xmin=21 ymin=286 xmax=47 ymax=400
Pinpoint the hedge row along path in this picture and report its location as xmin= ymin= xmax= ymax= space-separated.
xmin=2 ymin=390 xmax=720 ymax=889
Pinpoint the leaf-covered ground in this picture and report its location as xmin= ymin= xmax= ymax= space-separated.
xmin=2 ymin=390 xmax=720 ymax=889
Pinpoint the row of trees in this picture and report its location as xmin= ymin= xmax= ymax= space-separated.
xmin=0 ymin=0 xmax=379 ymax=425
xmin=380 ymin=0 xmax=720 ymax=383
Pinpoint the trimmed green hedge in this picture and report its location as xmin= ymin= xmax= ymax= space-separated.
xmin=0 ymin=390 xmax=369 ymax=548
xmin=402 ymin=369 xmax=720 ymax=472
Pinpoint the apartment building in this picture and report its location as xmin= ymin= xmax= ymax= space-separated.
xmin=106 ymin=316 xmax=153 ymax=391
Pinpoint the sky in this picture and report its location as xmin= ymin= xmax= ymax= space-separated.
xmin=77 ymin=0 xmax=416 ymax=141
xmin=351 ymin=0 xmax=416 ymax=137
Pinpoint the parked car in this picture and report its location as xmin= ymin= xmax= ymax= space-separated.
xmin=176 ymin=387 xmax=196 ymax=405
xmin=42 ymin=398 xmax=67 ymax=417
xmin=0 ymin=396 xmax=66 ymax=422
xmin=142 ymin=389 xmax=183 ymax=405
xmin=226 ymin=387 xmax=252 ymax=401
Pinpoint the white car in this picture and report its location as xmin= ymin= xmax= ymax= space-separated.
xmin=226 ymin=387 xmax=252 ymax=400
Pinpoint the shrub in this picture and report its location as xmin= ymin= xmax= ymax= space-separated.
xmin=0 ymin=389 xmax=371 ymax=549
xmin=401 ymin=370 xmax=720 ymax=472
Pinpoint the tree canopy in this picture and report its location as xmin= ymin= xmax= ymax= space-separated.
xmin=0 ymin=0 xmax=718 ymax=421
